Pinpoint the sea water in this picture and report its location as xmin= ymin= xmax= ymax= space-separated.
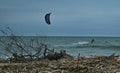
xmin=0 ymin=36 xmax=120 ymax=58
xmin=44 ymin=36 xmax=120 ymax=57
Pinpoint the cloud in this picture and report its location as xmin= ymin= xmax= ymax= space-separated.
xmin=0 ymin=0 xmax=120 ymax=36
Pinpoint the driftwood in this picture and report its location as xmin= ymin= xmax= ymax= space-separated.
xmin=45 ymin=49 xmax=73 ymax=60
xmin=8 ymin=47 xmax=73 ymax=62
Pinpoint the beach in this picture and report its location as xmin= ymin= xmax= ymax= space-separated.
xmin=0 ymin=53 xmax=120 ymax=73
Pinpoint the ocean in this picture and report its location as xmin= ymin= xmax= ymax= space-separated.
xmin=0 ymin=36 xmax=120 ymax=58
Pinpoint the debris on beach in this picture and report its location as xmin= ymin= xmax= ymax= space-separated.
xmin=0 ymin=53 xmax=120 ymax=73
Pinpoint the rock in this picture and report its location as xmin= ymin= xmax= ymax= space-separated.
xmin=61 ymin=70 xmax=69 ymax=73
xmin=117 ymin=56 xmax=120 ymax=62
xmin=42 ymin=71 xmax=52 ymax=73
xmin=52 ymin=70 xmax=61 ymax=73
xmin=50 ymin=65 xmax=57 ymax=69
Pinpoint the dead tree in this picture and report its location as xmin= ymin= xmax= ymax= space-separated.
xmin=0 ymin=26 xmax=47 ymax=62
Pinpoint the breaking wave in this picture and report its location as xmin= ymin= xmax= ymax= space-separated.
xmin=54 ymin=41 xmax=120 ymax=49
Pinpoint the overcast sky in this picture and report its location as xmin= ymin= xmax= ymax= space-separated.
xmin=0 ymin=0 xmax=120 ymax=36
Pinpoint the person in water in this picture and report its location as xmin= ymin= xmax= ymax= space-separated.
xmin=91 ymin=39 xmax=95 ymax=44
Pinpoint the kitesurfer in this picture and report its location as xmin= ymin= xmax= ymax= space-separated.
xmin=91 ymin=39 xmax=95 ymax=44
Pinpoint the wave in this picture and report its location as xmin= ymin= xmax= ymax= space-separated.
xmin=74 ymin=45 xmax=120 ymax=48
xmin=54 ymin=41 xmax=89 ymax=47
xmin=72 ymin=41 xmax=89 ymax=45
xmin=54 ymin=44 xmax=73 ymax=47
xmin=54 ymin=44 xmax=120 ymax=49
xmin=54 ymin=41 xmax=120 ymax=49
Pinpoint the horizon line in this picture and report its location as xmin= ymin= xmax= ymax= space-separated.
xmin=0 ymin=35 xmax=120 ymax=37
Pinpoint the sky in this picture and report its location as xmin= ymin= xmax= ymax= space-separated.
xmin=0 ymin=0 xmax=120 ymax=36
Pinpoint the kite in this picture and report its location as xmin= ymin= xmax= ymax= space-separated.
xmin=45 ymin=13 xmax=51 ymax=25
